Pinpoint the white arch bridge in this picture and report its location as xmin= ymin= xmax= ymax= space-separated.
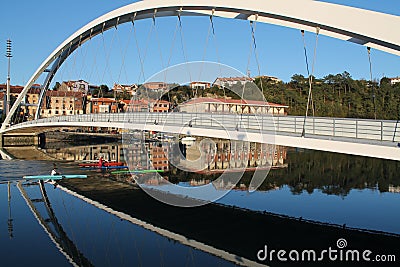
xmin=2 ymin=112 xmax=400 ymax=161
xmin=1 ymin=0 xmax=400 ymax=161
xmin=2 ymin=0 xmax=400 ymax=128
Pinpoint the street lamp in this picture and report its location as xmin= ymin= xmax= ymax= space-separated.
xmin=5 ymin=39 xmax=12 ymax=117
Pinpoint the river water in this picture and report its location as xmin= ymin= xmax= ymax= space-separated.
xmin=0 ymin=139 xmax=399 ymax=266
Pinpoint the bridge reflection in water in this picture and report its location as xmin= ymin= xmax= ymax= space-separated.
xmin=14 ymin=176 xmax=399 ymax=267
xmin=17 ymin=181 xmax=93 ymax=267
xmin=3 ymin=140 xmax=399 ymax=266
xmin=34 ymin=136 xmax=400 ymax=238
xmin=15 ymin=179 xmax=242 ymax=267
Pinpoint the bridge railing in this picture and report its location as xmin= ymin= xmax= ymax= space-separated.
xmin=10 ymin=112 xmax=400 ymax=143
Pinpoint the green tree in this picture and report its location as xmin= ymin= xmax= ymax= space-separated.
xmin=53 ymin=82 xmax=61 ymax=90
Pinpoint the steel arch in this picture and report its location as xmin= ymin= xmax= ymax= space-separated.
xmin=2 ymin=0 xmax=400 ymax=130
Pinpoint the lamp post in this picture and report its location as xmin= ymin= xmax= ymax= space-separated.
xmin=5 ymin=39 xmax=12 ymax=117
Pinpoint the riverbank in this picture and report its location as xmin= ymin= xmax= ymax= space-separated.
xmin=58 ymin=177 xmax=400 ymax=266
xmin=3 ymin=147 xmax=58 ymax=160
xmin=45 ymin=131 xmax=121 ymax=144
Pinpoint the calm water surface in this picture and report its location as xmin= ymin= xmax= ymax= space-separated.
xmin=0 ymin=161 xmax=237 ymax=267
xmin=0 ymin=142 xmax=400 ymax=266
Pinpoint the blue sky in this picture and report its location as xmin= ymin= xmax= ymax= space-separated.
xmin=0 ymin=0 xmax=399 ymax=87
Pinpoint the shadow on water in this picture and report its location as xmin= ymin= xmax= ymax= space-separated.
xmin=17 ymin=180 xmax=93 ymax=267
xmin=57 ymin=176 xmax=400 ymax=267
xmin=0 ymin=172 xmax=239 ymax=267
xmin=1 ymin=139 xmax=400 ymax=266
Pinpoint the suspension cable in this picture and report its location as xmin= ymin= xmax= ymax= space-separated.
xmin=78 ymin=30 xmax=93 ymax=79
xmin=132 ymin=15 xmax=143 ymax=83
xmin=177 ymin=8 xmax=192 ymax=88
xmin=250 ymin=16 xmax=264 ymax=100
xmin=152 ymin=9 xmax=170 ymax=120
xmin=211 ymin=10 xmax=225 ymax=100
xmin=245 ymin=26 xmax=253 ymax=102
xmin=77 ymin=34 xmax=90 ymax=79
xmin=133 ymin=13 xmax=154 ymax=102
xmin=310 ymin=27 xmax=319 ymax=116
xmin=70 ymin=35 xmax=82 ymax=79
xmin=116 ymin=18 xmax=135 ymax=86
xmin=101 ymin=26 xmax=118 ymax=86
xmin=301 ymin=27 xmax=319 ymax=137
xmin=164 ymin=11 xmax=181 ymax=105
xmin=367 ymin=47 xmax=377 ymax=120
xmin=199 ymin=13 xmax=213 ymax=96
xmin=167 ymin=16 xmax=180 ymax=68
xmin=88 ymin=29 xmax=103 ymax=85
xmin=153 ymin=9 xmax=165 ymax=70
xmin=198 ymin=9 xmax=224 ymax=99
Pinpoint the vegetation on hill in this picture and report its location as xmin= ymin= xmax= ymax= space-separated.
xmin=255 ymin=72 xmax=400 ymax=120
xmin=163 ymin=72 xmax=400 ymax=120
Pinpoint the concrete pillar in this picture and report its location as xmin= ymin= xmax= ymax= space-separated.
xmin=33 ymin=134 xmax=39 ymax=146
xmin=38 ymin=133 xmax=46 ymax=148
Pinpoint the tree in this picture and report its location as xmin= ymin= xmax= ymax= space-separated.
xmin=0 ymin=112 xmax=5 ymax=124
xmin=92 ymin=84 xmax=111 ymax=98
xmin=380 ymin=77 xmax=391 ymax=86
xmin=290 ymin=74 xmax=306 ymax=84
xmin=53 ymin=82 xmax=61 ymax=90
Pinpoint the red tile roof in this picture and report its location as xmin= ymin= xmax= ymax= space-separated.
xmin=90 ymin=97 xmax=116 ymax=103
xmin=182 ymin=97 xmax=288 ymax=108
xmin=0 ymin=84 xmax=42 ymax=94
xmin=121 ymin=99 xmax=148 ymax=105
xmin=46 ymin=91 xmax=84 ymax=97
xmin=215 ymin=77 xmax=254 ymax=82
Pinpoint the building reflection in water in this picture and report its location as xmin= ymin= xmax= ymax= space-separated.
xmin=42 ymin=137 xmax=288 ymax=190
xmin=187 ymin=140 xmax=287 ymax=173
xmin=389 ymin=185 xmax=400 ymax=193
xmin=40 ymin=136 xmax=400 ymax=195
xmin=42 ymin=143 xmax=124 ymax=162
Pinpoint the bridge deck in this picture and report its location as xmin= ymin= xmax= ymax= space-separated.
xmin=2 ymin=112 xmax=400 ymax=160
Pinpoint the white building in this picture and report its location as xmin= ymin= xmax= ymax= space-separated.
xmin=59 ymin=80 xmax=89 ymax=93
xmin=389 ymin=77 xmax=400 ymax=85
xmin=179 ymin=97 xmax=288 ymax=116
xmin=213 ymin=77 xmax=254 ymax=88
xmin=189 ymin=81 xmax=211 ymax=90
xmin=112 ymin=83 xmax=138 ymax=96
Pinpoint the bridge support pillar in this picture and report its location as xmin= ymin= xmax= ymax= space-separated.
xmin=37 ymin=133 xmax=46 ymax=148
xmin=1 ymin=133 xmax=41 ymax=147
xmin=33 ymin=134 xmax=39 ymax=146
